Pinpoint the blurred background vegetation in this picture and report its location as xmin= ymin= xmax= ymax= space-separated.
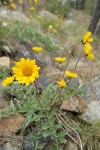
xmin=1 ymin=0 xmax=99 ymax=35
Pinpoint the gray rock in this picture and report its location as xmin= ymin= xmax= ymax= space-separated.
xmin=35 ymin=76 xmax=50 ymax=91
xmin=82 ymin=80 xmax=100 ymax=102
xmin=0 ymin=140 xmax=23 ymax=150
xmin=39 ymin=10 xmax=57 ymax=20
xmin=23 ymin=135 xmax=35 ymax=150
xmin=0 ymin=8 xmax=30 ymax=23
xmin=41 ymin=66 xmax=64 ymax=82
xmin=0 ymin=57 xmax=10 ymax=68
xmin=64 ymin=19 xmax=73 ymax=25
xmin=23 ymin=135 xmax=53 ymax=150
xmin=15 ymin=42 xmax=47 ymax=67
xmin=70 ymin=78 xmax=81 ymax=89
xmin=79 ymin=79 xmax=100 ymax=124
xmin=80 ymin=101 xmax=100 ymax=124
xmin=0 ymin=147 xmax=4 ymax=150
xmin=60 ymin=97 xmax=87 ymax=113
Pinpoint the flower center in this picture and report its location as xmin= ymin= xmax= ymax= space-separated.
xmin=22 ymin=66 xmax=33 ymax=77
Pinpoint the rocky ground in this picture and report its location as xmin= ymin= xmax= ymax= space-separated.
xmin=0 ymin=2 xmax=100 ymax=150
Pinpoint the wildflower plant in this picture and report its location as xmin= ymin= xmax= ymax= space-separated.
xmin=1 ymin=31 xmax=95 ymax=150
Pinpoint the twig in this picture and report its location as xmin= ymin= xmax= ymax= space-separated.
xmin=55 ymin=113 xmax=83 ymax=150
xmin=73 ymin=54 xmax=85 ymax=72
xmin=55 ymin=114 xmax=80 ymax=146
xmin=0 ymin=134 xmax=23 ymax=143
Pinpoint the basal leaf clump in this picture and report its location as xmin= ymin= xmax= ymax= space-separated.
xmin=1 ymin=31 xmax=97 ymax=150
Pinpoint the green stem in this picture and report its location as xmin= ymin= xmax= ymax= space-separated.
xmin=62 ymin=41 xmax=81 ymax=79
xmin=61 ymin=55 xmax=85 ymax=97
xmin=60 ymin=78 xmax=72 ymax=97
xmin=53 ymin=41 xmax=81 ymax=105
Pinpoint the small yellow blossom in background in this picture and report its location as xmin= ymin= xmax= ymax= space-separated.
xmin=55 ymin=57 xmax=67 ymax=63
xmin=56 ymin=23 xmax=60 ymax=27
xmin=48 ymin=25 xmax=57 ymax=33
xmin=9 ymin=0 xmax=13 ymax=2
xmin=2 ymin=76 xmax=14 ymax=87
xmin=37 ymin=15 xmax=42 ymax=20
xmin=10 ymin=3 xmax=16 ymax=9
xmin=32 ymin=47 xmax=43 ymax=52
xmin=65 ymin=71 xmax=78 ymax=78
xmin=29 ymin=15 xmax=33 ymax=19
xmin=52 ymin=28 xmax=57 ymax=33
xmin=18 ymin=0 xmax=23 ymax=4
xmin=83 ymin=31 xmax=93 ymax=44
xmin=34 ymin=0 xmax=38 ymax=4
xmin=57 ymin=80 xmax=66 ymax=87
xmin=68 ymin=50 xmax=71 ymax=53
xmin=48 ymin=25 xmax=53 ymax=30
xmin=12 ymin=58 xmax=40 ymax=86
xmin=30 ymin=6 xmax=35 ymax=11
xmin=3 ymin=1 xmax=6 ymax=5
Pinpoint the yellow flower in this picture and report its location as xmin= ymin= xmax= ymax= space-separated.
xmin=87 ymin=53 xmax=94 ymax=60
xmin=83 ymin=31 xmax=93 ymax=44
xmin=34 ymin=0 xmax=38 ymax=4
xmin=9 ymin=0 xmax=13 ymax=2
xmin=3 ymin=1 xmax=6 ymax=5
xmin=85 ymin=43 xmax=94 ymax=60
xmin=32 ymin=47 xmax=43 ymax=52
xmin=12 ymin=58 xmax=40 ymax=86
xmin=52 ymin=28 xmax=57 ymax=33
xmin=2 ymin=76 xmax=14 ymax=86
xmin=65 ymin=71 xmax=78 ymax=78
xmin=30 ymin=6 xmax=35 ymax=11
xmin=56 ymin=23 xmax=60 ymax=27
xmin=48 ymin=25 xmax=53 ymax=30
xmin=68 ymin=50 xmax=71 ymax=53
xmin=55 ymin=57 xmax=67 ymax=63
xmin=57 ymin=80 xmax=66 ymax=87
xmin=37 ymin=15 xmax=42 ymax=20
xmin=85 ymin=43 xmax=92 ymax=54
xmin=10 ymin=3 xmax=16 ymax=9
